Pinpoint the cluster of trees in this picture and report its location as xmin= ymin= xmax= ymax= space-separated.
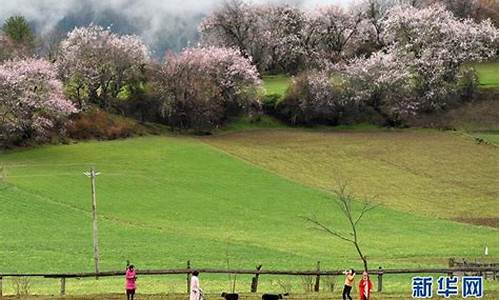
xmin=0 ymin=18 xmax=261 ymax=145
xmin=153 ymin=47 xmax=260 ymax=132
xmin=200 ymin=0 xmax=498 ymax=74
xmin=0 ymin=0 xmax=498 ymax=146
xmin=200 ymin=2 xmax=366 ymax=74
xmin=0 ymin=17 xmax=76 ymax=146
xmin=276 ymin=4 xmax=498 ymax=125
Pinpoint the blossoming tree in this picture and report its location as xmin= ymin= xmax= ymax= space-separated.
xmin=56 ymin=25 xmax=150 ymax=109
xmin=0 ymin=58 xmax=77 ymax=145
xmin=382 ymin=4 xmax=498 ymax=110
xmin=338 ymin=4 xmax=498 ymax=122
xmin=153 ymin=47 xmax=261 ymax=131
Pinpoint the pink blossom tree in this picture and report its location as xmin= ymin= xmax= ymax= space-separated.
xmin=0 ymin=58 xmax=77 ymax=145
xmin=56 ymin=25 xmax=150 ymax=109
xmin=153 ymin=47 xmax=261 ymax=131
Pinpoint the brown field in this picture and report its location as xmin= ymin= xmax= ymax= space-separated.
xmin=202 ymin=128 xmax=499 ymax=225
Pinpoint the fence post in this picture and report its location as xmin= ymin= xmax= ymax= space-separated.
xmin=448 ymin=258 xmax=455 ymax=277
xmin=251 ymin=264 xmax=262 ymax=293
xmin=186 ymin=260 xmax=191 ymax=294
xmin=377 ymin=266 xmax=384 ymax=292
xmin=314 ymin=261 xmax=320 ymax=292
xmin=60 ymin=277 xmax=66 ymax=296
xmin=0 ymin=276 xmax=3 ymax=298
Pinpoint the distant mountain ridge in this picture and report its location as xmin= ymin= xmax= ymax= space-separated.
xmin=1 ymin=1 xmax=205 ymax=59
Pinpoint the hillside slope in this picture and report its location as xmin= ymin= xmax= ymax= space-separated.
xmin=0 ymin=136 xmax=497 ymax=276
xmin=203 ymin=129 xmax=499 ymax=226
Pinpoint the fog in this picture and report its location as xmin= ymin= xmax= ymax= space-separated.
xmin=0 ymin=0 xmax=354 ymax=55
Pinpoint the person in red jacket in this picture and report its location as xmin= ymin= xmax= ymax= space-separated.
xmin=358 ymin=271 xmax=373 ymax=300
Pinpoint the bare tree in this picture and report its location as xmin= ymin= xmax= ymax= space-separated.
xmin=305 ymin=184 xmax=377 ymax=272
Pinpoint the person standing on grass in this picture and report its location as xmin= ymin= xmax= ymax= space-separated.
xmin=125 ymin=264 xmax=137 ymax=300
xmin=358 ymin=271 xmax=373 ymax=300
xmin=342 ymin=269 xmax=355 ymax=300
xmin=190 ymin=270 xmax=204 ymax=300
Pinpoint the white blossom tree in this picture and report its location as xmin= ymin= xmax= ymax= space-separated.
xmin=201 ymin=2 xmax=311 ymax=74
xmin=56 ymin=25 xmax=150 ymax=109
xmin=199 ymin=0 xmax=268 ymax=71
xmin=382 ymin=4 xmax=498 ymax=111
xmin=306 ymin=5 xmax=365 ymax=64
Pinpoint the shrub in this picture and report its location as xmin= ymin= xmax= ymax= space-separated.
xmin=455 ymin=67 xmax=479 ymax=101
xmin=261 ymin=94 xmax=282 ymax=115
xmin=277 ymin=72 xmax=348 ymax=125
xmin=67 ymin=109 xmax=145 ymax=140
xmin=13 ymin=277 xmax=31 ymax=296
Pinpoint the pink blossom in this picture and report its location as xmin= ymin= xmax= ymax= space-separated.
xmin=154 ymin=46 xmax=261 ymax=130
xmin=0 ymin=58 xmax=77 ymax=145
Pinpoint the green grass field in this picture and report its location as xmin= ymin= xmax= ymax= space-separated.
xmin=262 ymin=75 xmax=292 ymax=97
xmin=0 ymin=132 xmax=498 ymax=296
xmin=473 ymin=62 xmax=499 ymax=88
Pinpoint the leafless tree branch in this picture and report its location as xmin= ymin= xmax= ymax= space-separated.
xmin=304 ymin=183 xmax=377 ymax=271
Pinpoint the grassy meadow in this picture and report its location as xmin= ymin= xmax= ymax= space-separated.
xmin=0 ymin=133 xmax=498 ymax=296
xmin=262 ymin=75 xmax=292 ymax=96
xmin=473 ymin=61 xmax=499 ymax=88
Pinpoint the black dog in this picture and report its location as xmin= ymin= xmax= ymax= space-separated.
xmin=262 ymin=293 xmax=289 ymax=300
xmin=221 ymin=292 xmax=239 ymax=300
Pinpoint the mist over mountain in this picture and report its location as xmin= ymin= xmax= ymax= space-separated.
xmin=0 ymin=0 xmax=351 ymax=58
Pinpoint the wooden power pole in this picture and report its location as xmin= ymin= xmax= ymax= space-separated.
xmin=84 ymin=167 xmax=101 ymax=277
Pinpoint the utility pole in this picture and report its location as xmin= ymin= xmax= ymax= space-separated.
xmin=84 ymin=167 xmax=101 ymax=277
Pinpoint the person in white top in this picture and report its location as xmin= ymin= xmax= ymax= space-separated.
xmin=190 ymin=270 xmax=203 ymax=300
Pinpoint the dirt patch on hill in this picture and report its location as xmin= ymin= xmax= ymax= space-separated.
xmin=454 ymin=217 xmax=499 ymax=228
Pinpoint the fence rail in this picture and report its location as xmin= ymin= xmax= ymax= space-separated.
xmin=0 ymin=265 xmax=498 ymax=297
xmin=1 ymin=266 xmax=498 ymax=278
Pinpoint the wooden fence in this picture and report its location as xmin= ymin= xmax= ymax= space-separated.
xmin=0 ymin=262 xmax=498 ymax=297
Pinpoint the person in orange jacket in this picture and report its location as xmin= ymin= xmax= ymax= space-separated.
xmin=342 ymin=269 xmax=356 ymax=300
xmin=358 ymin=271 xmax=373 ymax=300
